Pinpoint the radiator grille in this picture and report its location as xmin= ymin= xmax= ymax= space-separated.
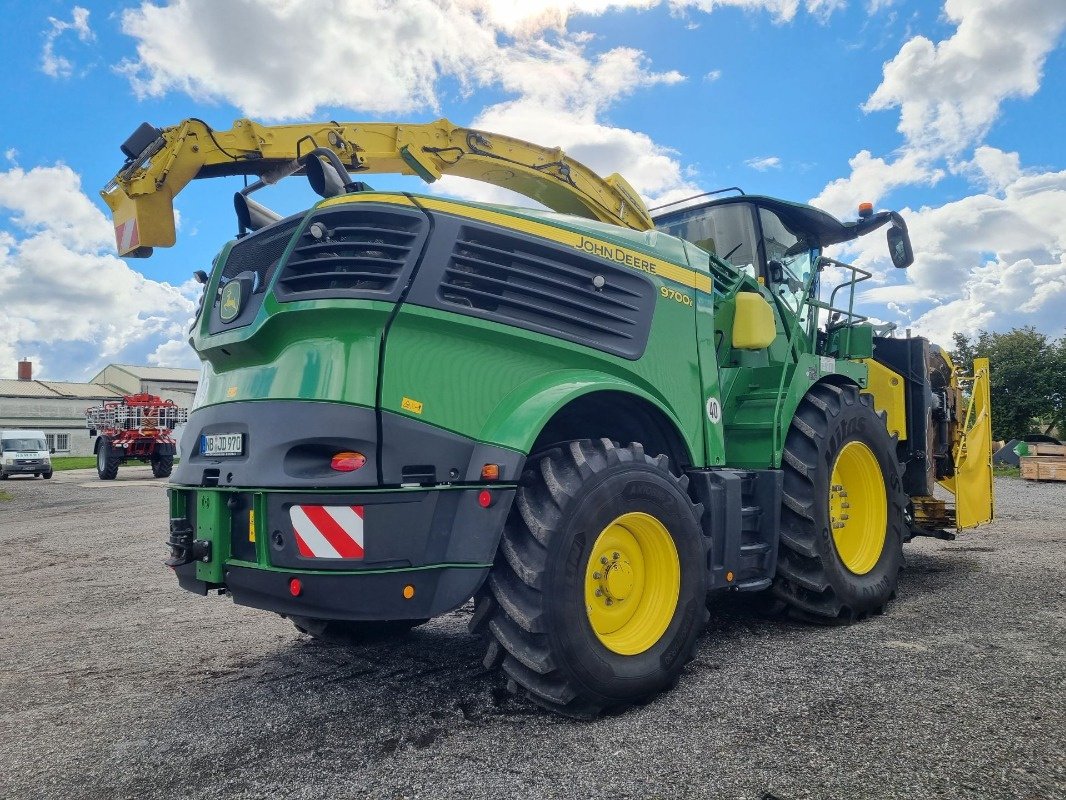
xmin=221 ymin=217 xmax=301 ymax=286
xmin=438 ymin=226 xmax=655 ymax=359
xmin=275 ymin=207 xmax=424 ymax=300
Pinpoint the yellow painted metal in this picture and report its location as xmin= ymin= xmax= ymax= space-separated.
xmin=101 ymin=118 xmax=653 ymax=256
xmin=584 ymin=512 xmax=680 ymax=656
xmin=860 ymin=358 xmax=908 ymax=441
xmin=829 ymin=441 xmax=887 ymax=575
xmin=322 ymin=192 xmax=713 ymax=293
xmin=731 ymin=292 xmax=777 ymax=350
xmin=953 ymin=358 xmax=994 ymax=528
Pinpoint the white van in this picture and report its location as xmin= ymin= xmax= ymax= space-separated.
xmin=0 ymin=429 xmax=53 ymax=480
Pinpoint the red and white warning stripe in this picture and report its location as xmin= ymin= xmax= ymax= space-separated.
xmin=115 ymin=218 xmax=140 ymax=252
xmin=289 ymin=505 xmax=365 ymax=559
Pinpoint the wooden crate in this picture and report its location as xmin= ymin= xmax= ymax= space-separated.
xmin=1029 ymin=442 xmax=1066 ymax=457
xmin=1020 ymin=456 xmax=1066 ymax=481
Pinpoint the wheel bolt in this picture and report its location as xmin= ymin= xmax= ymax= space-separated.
xmin=612 ymin=552 xmax=620 ymax=560
xmin=595 ymin=588 xmax=603 ymax=597
xmin=600 ymin=556 xmax=609 ymax=565
xmin=605 ymin=598 xmax=613 ymax=606
xmin=593 ymin=571 xmax=602 ymax=580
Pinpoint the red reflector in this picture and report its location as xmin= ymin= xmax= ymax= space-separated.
xmin=331 ymin=451 xmax=366 ymax=472
xmin=289 ymin=578 xmax=302 ymax=597
xmin=478 ymin=490 xmax=493 ymax=508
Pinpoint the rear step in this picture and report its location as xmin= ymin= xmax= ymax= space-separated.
xmin=686 ymin=467 xmax=783 ymax=592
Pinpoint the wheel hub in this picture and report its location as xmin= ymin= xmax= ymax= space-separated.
xmin=584 ymin=512 xmax=681 ymax=656
xmin=829 ymin=441 xmax=888 ymax=575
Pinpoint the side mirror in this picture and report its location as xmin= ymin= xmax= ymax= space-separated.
xmin=887 ymin=225 xmax=913 ymax=269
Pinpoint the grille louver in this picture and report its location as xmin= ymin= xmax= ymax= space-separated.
xmin=275 ymin=207 xmax=424 ymax=301
xmin=438 ymin=226 xmax=655 ymax=359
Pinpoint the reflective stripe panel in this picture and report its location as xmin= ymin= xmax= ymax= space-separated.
xmin=289 ymin=505 xmax=365 ymax=559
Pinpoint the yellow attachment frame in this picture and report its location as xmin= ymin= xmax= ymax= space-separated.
xmin=100 ymin=118 xmax=653 ymax=256
xmin=860 ymin=358 xmax=907 ymax=441
xmin=913 ymin=357 xmax=994 ymax=531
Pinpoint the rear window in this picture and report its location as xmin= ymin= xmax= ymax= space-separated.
xmin=2 ymin=438 xmax=46 ymax=451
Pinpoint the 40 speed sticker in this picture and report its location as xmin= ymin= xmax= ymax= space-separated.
xmin=706 ymin=397 xmax=722 ymax=423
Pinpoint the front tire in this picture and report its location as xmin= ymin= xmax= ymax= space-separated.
xmin=96 ymin=438 xmax=120 ymax=480
xmin=773 ymin=383 xmax=906 ymax=621
xmin=151 ymin=454 xmax=174 ymax=478
xmin=472 ymin=439 xmax=708 ymax=717
xmin=43 ymin=471 xmax=52 ymax=480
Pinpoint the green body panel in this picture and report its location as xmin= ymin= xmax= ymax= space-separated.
xmin=188 ymin=190 xmax=871 ymax=478
xmin=380 ymin=301 xmax=703 ymax=461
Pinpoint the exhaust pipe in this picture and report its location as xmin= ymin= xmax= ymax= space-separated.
xmin=233 ymin=192 xmax=282 ymax=234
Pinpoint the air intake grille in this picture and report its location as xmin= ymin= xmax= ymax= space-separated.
xmin=275 ymin=207 xmax=425 ymax=301
xmin=438 ymin=226 xmax=655 ymax=359
xmin=221 ymin=217 xmax=302 ymax=286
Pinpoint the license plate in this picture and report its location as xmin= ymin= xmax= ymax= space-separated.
xmin=201 ymin=433 xmax=244 ymax=456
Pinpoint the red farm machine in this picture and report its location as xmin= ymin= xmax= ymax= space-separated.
xmin=86 ymin=394 xmax=189 ymax=480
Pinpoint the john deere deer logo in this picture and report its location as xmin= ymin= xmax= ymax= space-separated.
xmin=220 ymin=281 xmax=242 ymax=322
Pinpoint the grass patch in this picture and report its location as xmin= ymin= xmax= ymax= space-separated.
xmin=50 ymin=456 xmax=97 ymax=471
xmin=993 ymin=464 xmax=1020 ymax=478
xmin=0 ymin=489 xmax=12 ymax=502
xmin=50 ymin=456 xmax=181 ymax=471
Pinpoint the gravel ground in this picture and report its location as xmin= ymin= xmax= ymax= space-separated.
xmin=1 ymin=469 xmax=1063 ymax=800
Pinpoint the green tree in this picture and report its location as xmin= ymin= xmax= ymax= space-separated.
xmin=951 ymin=326 xmax=1065 ymax=440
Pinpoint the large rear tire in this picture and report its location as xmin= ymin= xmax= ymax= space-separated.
xmin=151 ymin=454 xmax=174 ymax=478
xmin=471 ymin=439 xmax=708 ymax=717
xmin=290 ymin=616 xmax=427 ymax=643
xmin=773 ymin=383 xmax=906 ymax=621
xmin=96 ymin=438 xmax=120 ymax=480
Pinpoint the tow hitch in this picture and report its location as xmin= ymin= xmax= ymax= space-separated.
xmin=165 ymin=517 xmax=211 ymax=566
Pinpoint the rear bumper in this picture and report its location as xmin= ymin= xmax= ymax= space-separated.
xmin=168 ymin=483 xmax=515 ymax=621
xmin=175 ymin=561 xmax=490 ymax=621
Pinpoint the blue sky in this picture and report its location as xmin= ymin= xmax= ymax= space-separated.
xmin=1 ymin=0 xmax=1064 ymax=379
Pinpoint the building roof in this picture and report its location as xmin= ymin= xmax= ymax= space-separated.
xmin=0 ymin=379 xmax=124 ymax=399
xmin=94 ymin=364 xmax=201 ymax=383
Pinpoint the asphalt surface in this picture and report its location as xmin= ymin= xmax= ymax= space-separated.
xmin=0 ymin=468 xmax=1063 ymax=800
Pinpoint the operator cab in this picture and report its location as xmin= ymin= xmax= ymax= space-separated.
xmin=652 ymin=195 xmax=836 ymax=321
xmin=653 ymin=193 xmax=914 ymax=336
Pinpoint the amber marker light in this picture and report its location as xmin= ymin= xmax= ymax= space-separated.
xmin=858 ymin=201 xmax=874 ymax=218
xmin=481 ymin=463 xmax=500 ymax=481
xmin=331 ymin=451 xmax=367 ymax=472
xmin=403 ymin=584 xmax=416 ymax=600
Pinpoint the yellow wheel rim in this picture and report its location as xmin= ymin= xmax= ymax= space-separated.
xmin=829 ymin=441 xmax=887 ymax=575
xmin=584 ymin=512 xmax=680 ymax=656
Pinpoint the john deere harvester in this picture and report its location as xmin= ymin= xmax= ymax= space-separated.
xmin=102 ymin=118 xmax=992 ymax=716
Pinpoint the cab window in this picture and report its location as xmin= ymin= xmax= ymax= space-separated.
xmin=656 ymin=203 xmax=758 ymax=281
xmin=758 ymin=207 xmax=817 ymax=322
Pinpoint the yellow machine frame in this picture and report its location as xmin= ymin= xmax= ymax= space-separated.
xmin=100 ymin=118 xmax=653 ymax=257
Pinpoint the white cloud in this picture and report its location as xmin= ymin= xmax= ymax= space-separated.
xmin=815 ymin=0 xmax=1066 ymax=220
xmin=812 ymin=149 xmax=943 ymax=218
xmin=745 ymin=155 xmax=782 ymax=171
xmin=959 ymin=145 xmax=1022 ymax=193
xmin=704 ymin=69 xmax=722 ymax=81
xmin=865 ymin=0 xmax=1066 ymax=159
xmin=0 ymin=164 xmax=197 ymax=380
xmin=41 ymin=6 xmax=94 ymax=79
xmin=833 ymin=164 xmax=1066 ymax=344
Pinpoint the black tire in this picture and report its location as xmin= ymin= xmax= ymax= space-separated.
xmin=0 ymin=473 xmax=7 ymax=480
xmin=773 ymin=383 xmax=906 ymax=622
xmin=43 ymin=471 xmax=52 ymax=480
xmin=152 ymin=454 xmax=174 ymax=478
xmin=290 ymin=616 xmax=427 ymax=643
xmin=471 ymin=439 xmax=708 ymax=717
xmin=96 ymin=438 xmax=120 ymax=480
